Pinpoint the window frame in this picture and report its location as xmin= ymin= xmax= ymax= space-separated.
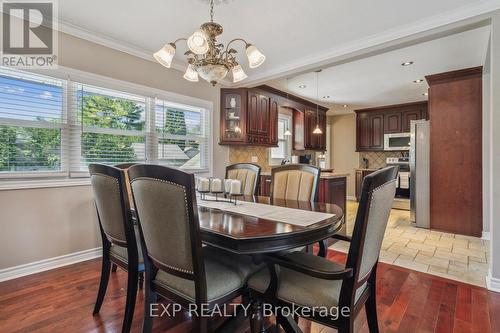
xmin=0 ymin=68 xmax=69 ymax=178
xmin=269 ymin=115 xmax=292 ymax=166
xmin=0 ymin=66 xmax=213 ymax=183
xmin=153 ymin=99 xmax=211 ymax=172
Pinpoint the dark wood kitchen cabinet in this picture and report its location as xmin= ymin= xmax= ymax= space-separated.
xmin=357 ymin=113 xmax=370 ymax=151
xmin=402 ymin=109 xmax=422 ymax=132
xmin=220 ymin=88 xmax=277 ymax=146
xmin=384 ymin=112 xmax=402 ymax=133
xmin=426 ymin=67 xmax=482 ymax=237
xmin=303 ymin=110 xmax=327 ymax=151
xmin=355 ymin=101 xmax=428 ymax=152
xmin=220 ymin=86 xmax=327 ymax=149
xmin=369 ymin=114 xmax=384 ymax=150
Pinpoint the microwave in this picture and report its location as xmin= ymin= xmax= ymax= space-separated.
xmin=384 ymin=133 xmax=411 ymax=151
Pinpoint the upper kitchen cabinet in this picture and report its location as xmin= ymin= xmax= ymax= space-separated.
xmin=220 ymin=88 xmax=247 ymax=143
xmin=303 ymin=110 xmax=327 ymax=151
xmin=220 ymin=88 xmax=278 ymax=146
xmin=355 ymin=101 xmax=428 ymax=152
xmin=220 ymin=86 xmax=327 ymax=150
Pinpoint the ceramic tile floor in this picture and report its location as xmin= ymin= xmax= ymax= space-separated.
xmin=330 ymin=201 xmax=490 ymax=287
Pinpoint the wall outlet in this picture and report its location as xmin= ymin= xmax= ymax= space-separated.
xmin=251 ymin=156 xmax=258 ymax=163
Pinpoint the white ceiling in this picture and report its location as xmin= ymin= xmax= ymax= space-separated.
xmin=269 ymin=26 xmax=491 ymax=114
xmin=58 ymin=0 xmax=499 ymax=84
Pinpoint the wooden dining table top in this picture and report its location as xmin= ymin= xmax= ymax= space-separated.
xmin=196 ymin=195 xmax=344 ymax=254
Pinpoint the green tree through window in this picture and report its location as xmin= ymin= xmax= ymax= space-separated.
xmin=80 ymin=93 xmax=146 ymax=166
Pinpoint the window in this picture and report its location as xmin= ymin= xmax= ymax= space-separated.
xmin=155 ymin=100 xmax=209 ymax=171
xmin=74 ymin=84 xmax=147 ymax=170
xmin=269 ymin=116 xmax=292 ymax=165
xmin=0 ymin=67 xmax=212 ymax=179
xmin=0 ymin=68 xmax=65 ymax=174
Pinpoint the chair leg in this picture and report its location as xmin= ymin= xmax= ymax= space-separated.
xmin=138 ymin=272 xmax=144 ymax=289
xmin=337 ymin=319 xmax=354 ymax=333
xmin=365 ymin=292 xmax=380 ymax=333
xmin=122 ymin=267 xmax=138 ymax=333
xmin=142 ymin=278 xmax=157 ymax=333
xmin=276 ymin=313 xmax=302 ymax=333
xmin=195 ymin=317 xmax=209 ymax=333
xmin=93 ymin=256 xmax=111 ymax=315
xmin=111 ymin=263 xmax=118 ymax=272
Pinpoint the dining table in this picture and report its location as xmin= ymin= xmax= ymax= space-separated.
xmin=195 ymin=195 xmax=345 ymax=333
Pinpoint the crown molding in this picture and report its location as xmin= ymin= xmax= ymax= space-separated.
xmin=57 ymin=19 xmax=233 ymax=86
xmin=57 ymin=19 xmax=188 ymax=72
xmin=56 ymin=1 xmax=500 ymax=88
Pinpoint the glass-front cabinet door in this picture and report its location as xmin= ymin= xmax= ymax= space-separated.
xmin=221 ymin=89 xmax=245 ymax=143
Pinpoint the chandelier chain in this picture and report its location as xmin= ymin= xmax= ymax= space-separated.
xmin=210 ymin=0 xmax=215 ymax=22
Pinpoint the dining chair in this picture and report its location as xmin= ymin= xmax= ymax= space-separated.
xmin=248 ymin=166 xmax=399 ymax=333
xmin=110 ymin=163 xmax=138 ymax=273
xmin=128 ymin=164 xmax=260 ymax=333
xmin=89 ymin=164 xmax=145 ymax=333
xmin=225 ymin=163 xmax=261 ymax=195
xmin=270 ymin=164 xmax=320 ymax=202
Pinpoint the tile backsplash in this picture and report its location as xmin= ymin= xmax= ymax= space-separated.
xmin=229 ymin=146 xmax=271 ymax=171
xmin=359 ymin=151 xmax=404 ymax=169
xmin=229 ymin=146 xmax=322 ymax=172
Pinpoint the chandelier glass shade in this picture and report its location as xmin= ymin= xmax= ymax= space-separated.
xmin=153 ymin=0 xmax=265 ymax=86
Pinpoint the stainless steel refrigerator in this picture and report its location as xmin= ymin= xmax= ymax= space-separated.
xmin=410 ymin=120 xmax=430 ymax=228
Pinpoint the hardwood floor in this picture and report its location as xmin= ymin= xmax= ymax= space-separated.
xmin=0 ymin=250 xmax=499 ymax=333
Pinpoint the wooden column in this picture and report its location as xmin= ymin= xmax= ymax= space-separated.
xmin=425 ymin=67 xmax=483 ymax=236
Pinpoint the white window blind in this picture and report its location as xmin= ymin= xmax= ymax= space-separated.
xmin=0 ymin=67 xmax=212 ymax=179
xmin=71 ymin=83 xmax=147 ymax=171
xmin=154 ymin=99 xmax=210 ymax=171
xmin=0 ymin=68 xmax=66 ymax=173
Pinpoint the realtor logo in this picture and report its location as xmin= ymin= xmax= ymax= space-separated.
xmin=1 ymin=0 xmax=58 ymax=68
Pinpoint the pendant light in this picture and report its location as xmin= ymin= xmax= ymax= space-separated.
xmin=284 ymin=77 xmax=292 ymax=136
xmin=313 ymin=70 xmax=323 ymax=134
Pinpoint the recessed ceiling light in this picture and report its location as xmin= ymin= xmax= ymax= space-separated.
xmin=343 ymin=104 xmax=348 ymax=108
xmin=422 ymin=92 xmax=428 ymax=96
xmin=322 ymin=95 xmax=330 ymax=99
xmin=413 ymin=79 xmax=424 ymax=83
xmin=402 ymin=61 xmax=414 ymax=66
xmin=298 ymin=84 xmax=306 ymax=89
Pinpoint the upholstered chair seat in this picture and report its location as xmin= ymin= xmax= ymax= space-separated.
xmin=154 ymin=252 xmax=244 ymax=303
xmin=226 ymin=163 xmax=261 ymax=196
xmin=248 ymin=251 xmax=366 ymax=309
xmin=271 ymin=164 xmax=320 ymax=202
xmin=203 ymin=246 xmax=263 ymax=281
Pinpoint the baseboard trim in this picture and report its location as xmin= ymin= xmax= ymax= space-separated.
xmin=0 ymin=247 xmax=102 ymax=282
xmin=482 ymin=231 xmax=491 ymax=240
xmin=486 ymin=270 xmax=500 ymax=293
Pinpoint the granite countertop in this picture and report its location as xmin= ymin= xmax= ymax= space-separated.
xmin=260 ymin=171 xmax=349 ymax=179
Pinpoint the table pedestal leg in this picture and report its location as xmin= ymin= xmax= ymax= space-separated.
xmin=250 ymin=300 xmax=274 ymax=333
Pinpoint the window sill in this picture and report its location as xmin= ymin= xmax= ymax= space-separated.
xmin=0 ymin=178 xmax=91 ymax=191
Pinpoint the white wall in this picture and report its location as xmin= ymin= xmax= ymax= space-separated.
xmin=0 ymin=31 xmax=228 ymax=270
xmin=329 ymin=114 xmax=359 ymax=197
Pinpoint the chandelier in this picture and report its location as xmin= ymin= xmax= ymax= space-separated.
xmin=153 ymin=0 xmax=266 ymax=86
